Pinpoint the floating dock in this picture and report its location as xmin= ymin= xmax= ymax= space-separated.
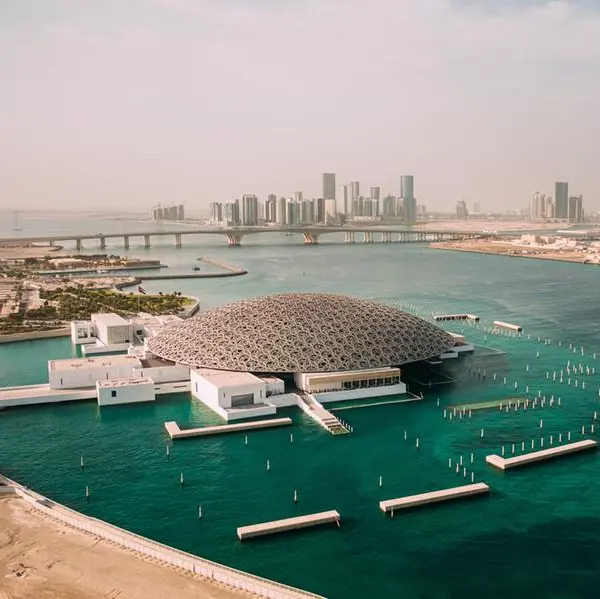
xmin=486 ymin=439 xmax=597 ymax=470
xmin=237 ymin=510 xmax=341 ymax=540
xmin=164 ymin=417 xmax=292 ymax=439
xmin=379 ymin=483 xmax=490 ymax=514
xmin=493 ymin=320 xmax=522 ymax=332
xmin=434 ymin=313 xmax=480 ymax=322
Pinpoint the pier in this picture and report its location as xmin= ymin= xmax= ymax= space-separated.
xmin=164 ymin=417 xmax=292 ymax=439
xmin=237 ymin=510 xmax=341 ymax=540
xmin=379 ymin=483 xmax=490 ymax=514
xmin=434 ymin=313 xmax=480 ymax=322
xmin=493 ymin=320 xmax=523 ymax=333
xmin=486 ymin=439 xmax=597 ymax=470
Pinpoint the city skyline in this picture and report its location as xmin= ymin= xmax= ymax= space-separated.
xmin=2 ymin=1 xmax=600 ymax=211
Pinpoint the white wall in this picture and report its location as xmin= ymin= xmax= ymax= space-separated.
xmin=266 ymin=392 xmax=300 ymax=408
xmin=190 ymin=370 xmax=265 ymax=409
xmin=97 ymin=381 xmax=155 ymax=406
xmin=136 ymin=364 xmax=190 ymax=383
xmin=226 ymin=404 xmax=276 ymax=421
xmin=70 ymin=321 xmax=96 ymax=345
xmin=49 ymin=362 xmax=137 ymax=389
xmin=264 ymin=378 xmax=285 ymax=396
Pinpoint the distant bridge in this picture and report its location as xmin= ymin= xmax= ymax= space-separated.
xmin=0 ymin=226 xmax=494 ymax=250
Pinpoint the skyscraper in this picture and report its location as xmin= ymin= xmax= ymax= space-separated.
xmin=350 ymin=182 xmax=360 ymax=217
xmin=277 ymin=197 xmax=287 ymax=226
xmin=301 ymin=199 xmax=315 ymax=224
xmin=241 ymin=194 xmax=259 ymax=226
xmin=401 ymin=175 xmax=416 ymax=224
xmin=316 ymin=197 xmax=326 ymax=223
xmin=265 ymin=195 xmax=277 ymax=223
xmin=568 ymin=195 xmax=583 ymax=222
xmin=322 ymin=173 xmax=336 ymax=200
xmin=339 ymin=185 xmax=349 ymax=216
xmin=555 ymin=182 xmax=569 ymax=219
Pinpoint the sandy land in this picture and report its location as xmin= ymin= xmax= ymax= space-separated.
xmin=431 ymin=239 xmax=596 ymax=264
xmin=0 ymin=497 xmax=242 ymax=599
xmin=0 ymin=246 xmax=64 ymax=260
xmin=420 ymin=220 xmax=564 ymax=232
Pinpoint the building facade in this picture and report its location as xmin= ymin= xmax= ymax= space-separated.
xmin=323 ymin=173 xmax=336 ymax=200
xmin=555 ymin=181 xmax=569 ymax=219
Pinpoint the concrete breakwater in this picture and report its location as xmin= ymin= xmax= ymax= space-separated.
xmin=197 ymin=256 xmax=247 ymax=274
xmin=0 ymin=327 xmax=71 ymax=344
xmin=0 ymin=474 xmax=324 ymax=599
xmin=116 ymin=257 xmax=247 ymax=290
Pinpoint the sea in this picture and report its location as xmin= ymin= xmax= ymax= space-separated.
xmin=1 ymin=212 xmax=600 ymax=599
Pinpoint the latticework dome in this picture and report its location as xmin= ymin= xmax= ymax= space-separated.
xmin=148 ymin=293 xmax=455 ymax=373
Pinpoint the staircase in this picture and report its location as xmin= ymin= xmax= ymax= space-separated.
xmin=297 ymin=393 xmax=350 ymax=435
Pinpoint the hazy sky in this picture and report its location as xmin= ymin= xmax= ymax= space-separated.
xmin=2 ymin=0 xmax=599 ymax=213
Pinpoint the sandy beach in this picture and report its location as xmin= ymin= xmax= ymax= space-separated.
xmin=420 ymin=220 xmax=564 ymax=232
xmin=430 ymin=239 xmax=596 ymax=264
xmin=0 ymin=496 xmax=241 ymax=599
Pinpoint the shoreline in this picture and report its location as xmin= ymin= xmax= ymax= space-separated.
xmin=0 ymin=475 xmax=321 ymax=599
xmin=430 ymin=241 xmax=596 ymax=265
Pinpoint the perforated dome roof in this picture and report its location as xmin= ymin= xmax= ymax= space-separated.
xmin=147 ymin=293 xmax=455 ymax=373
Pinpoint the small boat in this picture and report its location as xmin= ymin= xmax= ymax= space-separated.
xmin=192 ymin=266 xmax=201 ymax=271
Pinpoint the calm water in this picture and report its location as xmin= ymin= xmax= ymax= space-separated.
xmin=1 ymin=214 xmax=600 ymax=598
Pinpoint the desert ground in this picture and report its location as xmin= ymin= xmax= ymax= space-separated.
xmin=0 ymin=496 xmax=243 ymax=599
xmin=430 ymin=239 xmax=595 ymax=264
xmin=420 ymin=220 xmax=565 ymax=232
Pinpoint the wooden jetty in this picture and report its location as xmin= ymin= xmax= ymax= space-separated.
xmin=164 ymin=417 xmax=292 ymax=440
xmin=493 ymin=320 xmax=522 ymax=332
xmin=486 ymin=439 xmax=597 ymax=470
xmin=237 ymin=510 xmax=341 ymax=540
xmin=434 ymin=313 xmax=480 ymax=322
xmin=379 ymin=483 xmax=490 ymax=514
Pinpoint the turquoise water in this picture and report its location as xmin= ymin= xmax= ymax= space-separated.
xmin=2 ymin=216 xmax=600 ymax=598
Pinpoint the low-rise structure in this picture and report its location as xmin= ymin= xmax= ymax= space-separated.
xmin=70 ymin=312 xmax=184 ymax=355
xmin=96 ymin=377 xmax=155 ymax=406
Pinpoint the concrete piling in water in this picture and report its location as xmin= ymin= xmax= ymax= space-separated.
xmin=379 ymin=475 xmax=383 ymax=488
xmin=180 ymin=472 xmax=184 ymax=486
xmin=470 ymin=453 xmax=474 ymax=464
xmin=559 ymin=433 xmax=562 ymax=443
xmin=199 ymin=505 xmax=203 ymax=519
xmin=166 ymin=445 xmax=170 ymax=459
xmin=267 ymin=460 xmax=271 ymax=471
xmin=456 ymin=463 xmax=459 ymax=473
xmin=512 ymin=444 xmax=515 ymax=455
xmin=568 ymin=432 xmax=571 ymax=441
xmin=85 ymin=486 xmax=89 ymax=502
xmin=480 ymin=428 xmax=484 ymax=439
xmin=245 ymin=435 xmax=248 ymax=446
xmin=80 ymin=455 xmax=84 ymax=471
xmin=290 ymin=433 xmax=294 ymax=443
xmin=449 ymin=458 xmax=452 ymax=469
xmin=294 ymin=490 xmax=298 ymax=503
xmin=416 ymin=438 xmax=419 ymax=449
xmin=521 ymin=441 xmax=525 ymax=452
xmin=550 ymin=435 xmax=553 ymax=445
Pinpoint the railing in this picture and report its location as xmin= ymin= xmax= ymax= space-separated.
xmin=0 ymin=474 xmax=324 ymax=599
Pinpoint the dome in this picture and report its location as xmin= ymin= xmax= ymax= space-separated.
xmin=147 ymin=293 xmax=455 ymax=373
